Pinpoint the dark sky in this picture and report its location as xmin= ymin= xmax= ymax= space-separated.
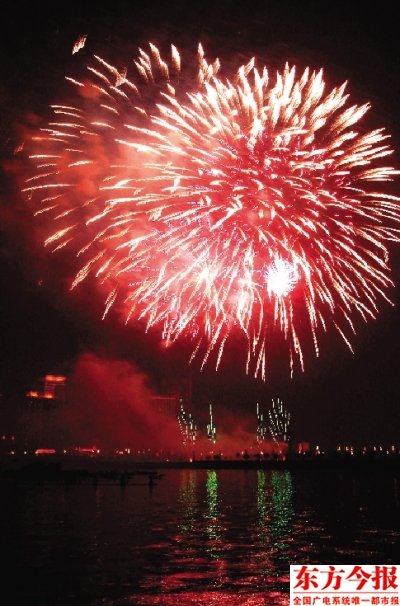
xmin=1 ymin=0 xmax=400 ymax=449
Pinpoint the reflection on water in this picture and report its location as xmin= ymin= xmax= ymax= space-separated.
xmin=204 ymin=470 xmax=223 ymax=555
xmin=178 ymin=470 xmax=198 ymax=538
xmin=205 ymin=470 xmax=219 ymax=540
xmin=253 ymin=470 xmax=293 ymax=593
xmin=271 ymin=471 xmax=293 ymax=549
xmin=2 ymin=469 xmax=400 ymax=605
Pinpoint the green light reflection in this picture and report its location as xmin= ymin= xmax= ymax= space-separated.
xmin=178 ymin=470 xmax=198 ymax=536
xmin=271 ymin=470 xmax=294 ymax=555
xmin=204 ymin=470 xmax=223 ymax=559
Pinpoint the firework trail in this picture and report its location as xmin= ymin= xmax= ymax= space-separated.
xmin=207 ymin=403 xmax=217 ymax=443
xmin=256 ymin=402 xmax=267 ymax=443
xmin=269 ymin=397 xmax=290 ymax=444
xmin=178 ymin=401 xmax=197 ymax=446
xmin=22 ymin=43 xmax=400 ymax=379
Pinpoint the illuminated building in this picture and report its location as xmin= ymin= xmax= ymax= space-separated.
xmin=23 ymin=374 xmax=67 ymax=449
xmin=149 ymin=395 xmax=180 ymax=417
xmin=26 ymin=374 xmax=66 ymax=402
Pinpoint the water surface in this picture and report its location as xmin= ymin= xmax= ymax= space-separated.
xmin=2 ymin=469 xmax=400 ymax=605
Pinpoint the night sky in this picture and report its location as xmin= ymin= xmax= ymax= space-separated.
xmin=1 ymin=0 xmax=400 ymax=449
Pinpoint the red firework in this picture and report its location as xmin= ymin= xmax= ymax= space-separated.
xmin=22 ymin=44 xmax=400 ymax=379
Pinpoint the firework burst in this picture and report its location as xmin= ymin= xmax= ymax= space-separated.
xmin=22 ymin=43 xmax=400 ymax=379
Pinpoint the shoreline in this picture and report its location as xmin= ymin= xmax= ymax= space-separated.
xmin=2 ymin=454 xmax=400 ymax=475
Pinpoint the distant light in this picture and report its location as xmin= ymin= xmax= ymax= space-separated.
xmin=73 ymin=446 xmax=98 ymax=455
xmin=45 ymin=374 xmax=66 ymax=383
